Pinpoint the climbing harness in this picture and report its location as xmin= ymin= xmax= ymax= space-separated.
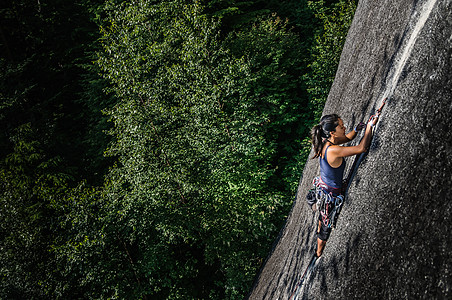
xmin=306 ymin=176 xmax=345 ymax=228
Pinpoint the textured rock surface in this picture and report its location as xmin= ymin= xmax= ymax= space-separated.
xmin=248 ymin=0 xmax=451 ymax=299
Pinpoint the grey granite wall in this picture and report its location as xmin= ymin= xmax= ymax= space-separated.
xmin=248 ymin=0 xmax=451 ymax=299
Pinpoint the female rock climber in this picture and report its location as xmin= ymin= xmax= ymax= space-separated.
xmin=310 ymin=113 xmax=379 ymax=257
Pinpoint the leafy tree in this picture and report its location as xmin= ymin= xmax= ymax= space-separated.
xmin=0 ymin=0 xmax=110 ymax=183
xmin=0 ymin=0 xmax=110 ymax=297
xmin=0 ymin=0 xmax=358 ymax=298
xmin=226 ymin=15 xmax=313 ymax=193
xmin=59 ymin=1 xmax=299 ymax=298
xmin=58 ymin=1 xmax=358 ymax=298
xmin=0 ymin=124 xmax=70 ymax=298
xmin=304 ymin=0 xmax=358 ymax=118
xmin=200 ymin=0 xmax=271 ymax=30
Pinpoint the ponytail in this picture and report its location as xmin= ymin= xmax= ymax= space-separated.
xmin=310 ymin=114 xmax=340 ymax=158
xmin=311 ymin=124 xmax=324 ymax=158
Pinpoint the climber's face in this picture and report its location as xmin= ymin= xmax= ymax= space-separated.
xmin=331 ymin=118 xmax=346 ymax=137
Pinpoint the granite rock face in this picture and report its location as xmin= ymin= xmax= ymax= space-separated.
xmin=248 ymin=0 xmax=452 ymax=299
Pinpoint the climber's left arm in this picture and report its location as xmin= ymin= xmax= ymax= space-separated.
xmin=338 ymin=122 xmax=366 ymax=145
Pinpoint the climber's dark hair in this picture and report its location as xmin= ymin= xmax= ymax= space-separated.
xmin=311 ymin=114 xmax=340 ymax=158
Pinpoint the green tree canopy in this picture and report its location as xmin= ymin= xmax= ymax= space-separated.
xmin=1 ymin=0 xmax=357 ymax=298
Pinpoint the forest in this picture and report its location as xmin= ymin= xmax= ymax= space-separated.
xmin=0 ymin=0 xmax=357 ymax=299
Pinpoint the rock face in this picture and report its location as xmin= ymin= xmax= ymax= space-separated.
xmin=248 ymin=0 xmax=451 ymax=299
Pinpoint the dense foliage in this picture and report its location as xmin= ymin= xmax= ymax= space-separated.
xmin=0 ymin=0 xmax=356 ymax=298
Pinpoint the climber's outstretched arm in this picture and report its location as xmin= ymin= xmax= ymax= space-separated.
xmin=329 ymin=117 xmax=378 ymax=157
xmin=335 ymin=122 xmax=366 ymax=145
